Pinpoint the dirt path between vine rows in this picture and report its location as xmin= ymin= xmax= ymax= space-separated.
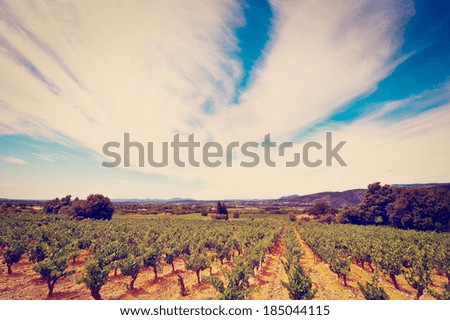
xmin=249 ymin=229 xmax=290 ymax=300
xmin=292 ymin=225 xmax=363 ymax=299
xmin=292 ymin=225 xmax=443 ymax=300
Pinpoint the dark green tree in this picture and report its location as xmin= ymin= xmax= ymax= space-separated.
xmin=70 ymin=194 xmax=114 ymax=220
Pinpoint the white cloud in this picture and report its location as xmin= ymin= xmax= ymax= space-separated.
xmin=4 ymin=156 xmax=27 ymax=164
xmin=31 ymin=152 xmax=55 ymax=162
xmin=190 ymin=103 xmax=450 ymax=199
xmin=2 ymin=0 xmax=447 ymax=200
xmin=198 ymin=0 xmax=415 ymax=142
xmin=0 ymin=0 xmax=243 ymax=145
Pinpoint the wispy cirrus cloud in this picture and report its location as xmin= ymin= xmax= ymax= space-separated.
xmin=0 ymin=0 xmax=448 ymax=199
xmin=3 ymin=156 xmax=26 ymax=164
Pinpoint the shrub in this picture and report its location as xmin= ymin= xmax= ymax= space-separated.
xmin=177 ymin=274 xmax=188 ymax=296
xmin=317 ymin=214 xmax=336 ymax=224
xmin=358 ymin=276 xmax=390 ymax=300
xmin=2 ymin=241 xmax=26 ymax=274
xmin=119 ymin=257 xmax=141 ymax=290
xmin=297 ymin=216 xmax=311 ymax=224
xmin=206 ymin=258 xmax=250 ymax=299
xmin=210 ymin=214 xmax=228 ymax=221
xmin=429 ymin=283 xmax=450 ymax=300
xmin=282 ymin=262 xmax=316 ymax=300
xmin=78 ymin=258 xmax=110 ymax=300
xmin=33 ymin=251 xmax=75 ymax=296
xmin=233 ymin=212 xmax=240 ymax=219
xmin=288 ymin=213 xmax=297 ymax=222
xmin=142 ymin=244 xmax=162 ymax=279
xmin=185 ymin=252 xmax=209 ymax=284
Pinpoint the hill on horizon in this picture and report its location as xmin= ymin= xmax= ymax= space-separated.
xmin=275 ymin=182 xmax=450 ymax=208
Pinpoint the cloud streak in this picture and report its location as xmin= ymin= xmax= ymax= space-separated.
xmin=0 ymin=0 xmax=448 ymax=199
xmin=3 ymin=156 xmax=26 ymax=164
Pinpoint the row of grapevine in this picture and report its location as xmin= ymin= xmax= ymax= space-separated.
xmin=0 ymin=213 xmax=282 ymax=299
xmin=281 ymin=226 xmax=316 ymax=299
xmin=296 ymin=221 xmax=450 ymax=299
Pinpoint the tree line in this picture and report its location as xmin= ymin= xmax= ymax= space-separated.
xmin=43 ymin=194 xmax=114 ymax=220
xmin=340 ymin=182 xmax=450 ymax=232
xmin=306 ymin=182 xmax=449 ymax=232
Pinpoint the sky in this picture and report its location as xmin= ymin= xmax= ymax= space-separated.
xmin=0 ymin=0 xmax=449 ymax=200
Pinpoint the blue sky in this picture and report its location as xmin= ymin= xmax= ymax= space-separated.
xmin=0 ymin=0 xmax=449 ymax=199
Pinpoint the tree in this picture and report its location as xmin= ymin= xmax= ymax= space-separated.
xmin=217 ymin=201 xmax=228 ymax=220
xmin=309 ymin=202 xmax=337 ymax=216
xmin=61 ymin=195 xmax=72 ymax=206
xmin=341 ymin=183 xmax=449 ymax=231
xmin=340 ymin=205 xmax=363 ymax=224
xmin=43 ymin=195 xmax=72 ymax=214
xmin=358 ymin=183 xmax=394 ymax=225
xmin=70 ymin=194 xmax=114 ymax=220
xmin=387 ymin=187 xmax=450 ymax=231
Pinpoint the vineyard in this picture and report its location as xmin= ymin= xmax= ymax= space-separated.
xmin=0 ymin=212 xmax=448 ymax=300
xmin=297 ymin=222 xmax=449 ymax=299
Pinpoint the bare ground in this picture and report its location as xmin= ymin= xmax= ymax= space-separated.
xmin=0 ymin=253 xmax=220 ymax=300
xmin=249 ymin=232 xmax=290 ymax=300
xmin=1 ymin=226 xmax=445 ymax=300
xmin=292 ymin=225 xmax=444 ymax=300
xmin=292 ymin=225 xmax=363 ymax=299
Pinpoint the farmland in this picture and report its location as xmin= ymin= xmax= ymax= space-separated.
xmin=0 ymin=211 xmax=448 ymax=300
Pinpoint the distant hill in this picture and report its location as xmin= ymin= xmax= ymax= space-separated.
xmin=112 ymin=197 xmax=196 ymax=203
xmin=277 ymin=183 xmax=450 ymax=208
xmin=277 ymin=189 xmax=365 ymax=207
xmin=106 ymin=183 xmax=450 ymax=206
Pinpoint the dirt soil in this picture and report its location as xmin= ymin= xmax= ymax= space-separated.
xmin=1 ymin=227 xmax=444 ymax=300
xmin=292 ymin=226 xmax=362 ymax=299
xmin=248 ymin=232 xmax=290 ymax=300
xmin=0 ymin=252 xmax=220 ymax=300
xmin=0 ymin=245 xmax=291 ymax=300
xmin=292 ymin=226 xmax=444 ymax=300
